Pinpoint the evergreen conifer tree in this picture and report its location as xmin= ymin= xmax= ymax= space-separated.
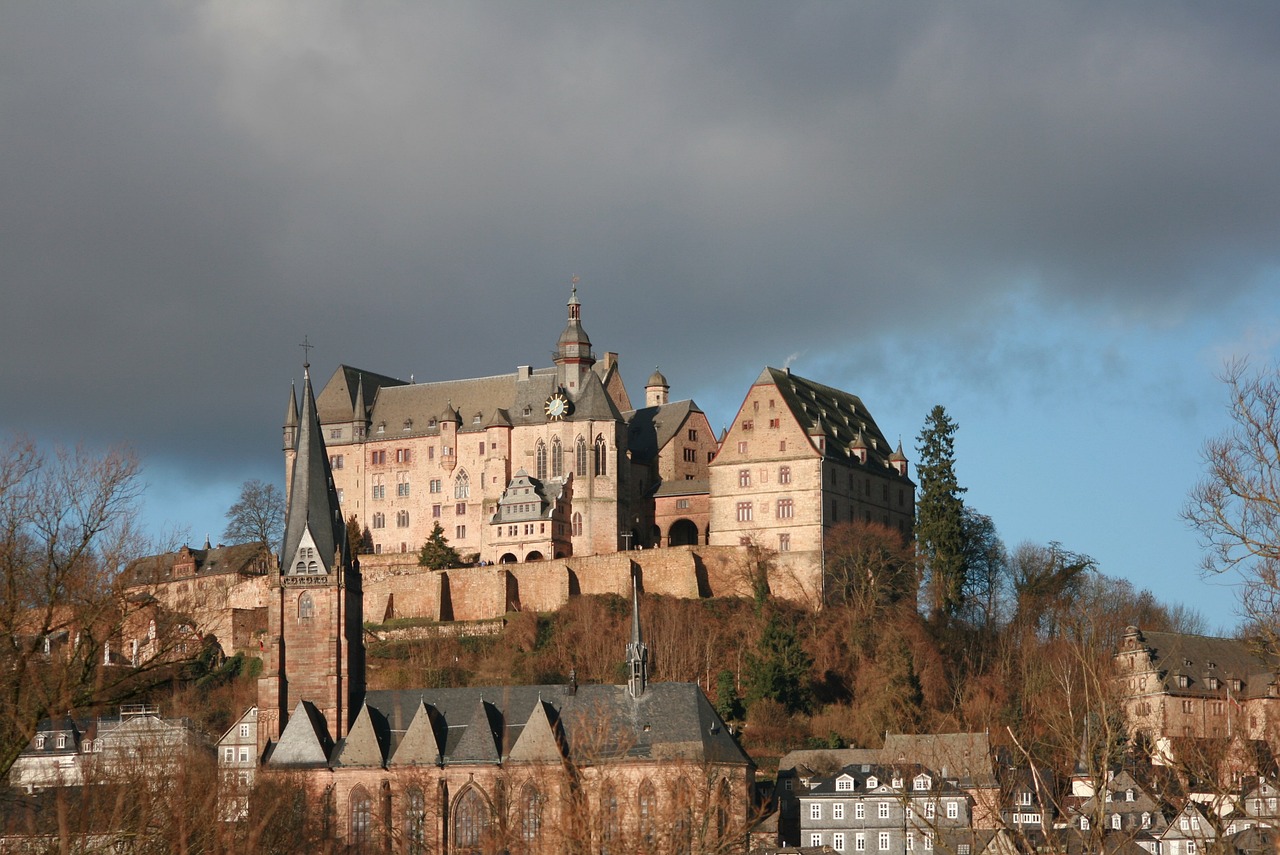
xmin=418 ymin=521 xmax=462 ymax=570
xmin=916 ymin=405 xmax=967 ymax=620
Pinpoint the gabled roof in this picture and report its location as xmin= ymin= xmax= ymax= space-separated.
xmin=267 ymin=701 xmax=332 ymax=768
xmin=883 ymin=732 xmax=996 ymax=787
xmin=507 ymin=699 xmax=563 ymax=763
xmin=315 ymin=365 xmax=406 ymax=425
xmin=331 ymin=703 xmax=390 ymax=768
xmin=127 ymin=541 xmax=270 ymax=585
xmin=624 ymin=399 xmax=704 ymax=464
xmin=449 ymin=699 xmax=503 ymax=764
xmin=389 ymin=700 xmax=443 ymax=766
xmin=752 ymin=367 xmax=912 ymax=483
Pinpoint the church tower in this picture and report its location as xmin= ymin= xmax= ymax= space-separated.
xmin=553 ymin=282 xmax=596 ymax=396
xmin=258 ymin=361 xmax=365 ymax=755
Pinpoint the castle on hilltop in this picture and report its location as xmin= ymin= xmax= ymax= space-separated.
xmin=291 ymin=285 xmax=916 ymax=567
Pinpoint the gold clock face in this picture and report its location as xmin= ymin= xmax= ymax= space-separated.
xmin=545 ymin=393 xmax=570 ymax=420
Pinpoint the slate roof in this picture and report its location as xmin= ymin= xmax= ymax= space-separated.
xmin=314 ymin=365 xmax=406 ymax=425
xmin=625 ymin=399 xmax=704 ymax=465
xmin=127 ymin=541 xmax=270 ymax=584
xmin=267 ymin=701 xmax=333 ymax=768
xmin=882 ymin=732 xmax=997 ymax=787
xmin=756 ymin=367 xmax=913 ymax=484
xmin=1125 ymin=629 xmax=1278 ymax=699
xmin=280 ymin=368 xmax=348 ymax=576
xmin=297 ymin=682 xmax=755 ymax=770
xmin=653 ymin=478 xmax=709 ymax=498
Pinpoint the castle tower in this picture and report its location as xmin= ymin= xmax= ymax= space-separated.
xmin=644 ymin=367 xmax=669 ymax=407
xmin=258 ymin=361 xmax=365 ymax=756
xmin=553 ymin=282 xmax=596 ymax=396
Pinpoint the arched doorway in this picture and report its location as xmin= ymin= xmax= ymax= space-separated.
xmin=499 ymin=553 xmax=518 ymax=564
xmin=525 ymin=551 xmax=544 ymax=562
xmin=668 ymin=518 xmax=699 ymax=546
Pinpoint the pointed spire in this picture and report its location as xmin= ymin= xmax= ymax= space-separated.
xmin=279 ymin=360 xmax=347 ymax=575
xmin=353 ymin=375 xmax=366 ymax=423
xmin=626 ymin=568 xmax=648 ymax=699
xmin=283 ymin=381 xmax=299 ymax=450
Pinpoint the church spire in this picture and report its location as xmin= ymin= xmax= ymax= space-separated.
xmin=626 ymin=569 xmax=648 ymax=699
xmin=280 ymin=362 xmax=348 ymax=575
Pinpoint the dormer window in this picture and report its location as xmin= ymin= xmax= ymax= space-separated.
xmin=35 ymin=736 xmax=45 ymax=749
xmin=56 ymin=735 xmax=66 ymax=749
xmin=473 ymin=413 xmax=482 ymax=424
xmin=1177 ymin=675 xmax=1190 ymax=688
xmin=914 ymin=774 xmax=931 ymax=791
xmin=1126 ymin=789 xmax=1135 ymax=802
xmin=836 ymin=776 xmax=854 ymax=792
xmin=1234 ymin=679 xmax=1244 ymax=692
xmin=1207 ymin=677 xmax=1220 ymax=690
xmin=891 ymin=776 xmax=903 ymax=789
xmin=866 ymin=776 xmax=878 ymax=789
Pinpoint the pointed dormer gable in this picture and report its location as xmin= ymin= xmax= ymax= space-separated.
xmin=287 ymin=526 xmax=323 ymax=576
xmin=508 ymin=700 xmax=563 ymax=763
xmin=450 ymin=699 xmax=502 ymax=764
xmin=332 ymin=703 xmax=389 ymax=768
xmin=269 ymin=701 xmax=333 ymax=767
xmin=390 ymin=700 xmax=444 ymax=766
xmin=835 ymin=773 xmax=856 ymax=792
xmin=866 ymin=775 xmax=879 ymax=789
xmin=280 ymin=365 xmax=347 ymax=577
xmin=914 ymin=772 xmax=933 ymax=791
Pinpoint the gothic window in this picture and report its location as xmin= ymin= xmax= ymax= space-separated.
xmin=575 ymin=436 xmax=588 ymax=476
xmin=349 ymin=786 xmax=372 ymax=846
xmin=372 ymin=512 xmax=386 ymax=529
xmin=551 ymin=437 xmax=563 ymax=477
xmin=298 ymin=592 xmax=314 ymax=621
xmin=520 ymin=783 xmax=542 ymax=846
xmin=600 ymin=782 xmax=620 ymax=855
xmin=453 ymin=787 xmax=490 ymax=855
xmin=405 ymin=787 xmax=426 ymax=855
xmin=716 ymin=779 xmax=731 ymax=843
xmin=572 ymin=512 xmax=582 ymax=537
xmin=455 ymin=470 xmax=470 ymax=499
xmin=594 ymin=435 xmax=607 ymax=476
xmin=536 ymin=440 xmax=547 ymax=480
xmin=396 ymin=510 xmax=409 ymax=528
xmin=638 ymin=779 xmax=658 ymax=849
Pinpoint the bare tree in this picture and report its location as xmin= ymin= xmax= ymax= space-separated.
xmin=1184 ymin=359 xmax=1280 ymax=654
xmin=0 ymin=437 xmax=192 ymax=780
xmin=223 ymin=479 xmax=284 ymax=548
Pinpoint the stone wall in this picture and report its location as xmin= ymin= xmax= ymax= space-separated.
xmin=356 ymin=545 xmax=822 ymax=623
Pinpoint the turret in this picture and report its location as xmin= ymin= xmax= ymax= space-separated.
xmin=889 ymin=440 xmax=908 ymax=476
xmin=645 ymin=367 xmax=669 ymax=408
xmin=283 ymin=382 xmax=299 ymax=451
xmin=626 ymin=570 xmax=648 ymax=699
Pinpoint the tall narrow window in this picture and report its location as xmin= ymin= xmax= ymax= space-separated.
xmin=575 ymin=435 xmax=588 ymax=476
xmin=536 ymin=440 xmax=547 ymax=480
xmin=405 ymin=787 xmax=426 ymax=855
xmin=298 ymin=592 xmax=314 ymax=621
xmin=595 ymin=435 xmax=608 ymax=476
xmin=455 ymin=470 xmax=470 ymax=499
xmin=453 ymin=787 xmax=490 ymax=855
xmin=551 ymin=437 xmax=563 ymax=477
xmin=349 ymin=786 xmax=372 ymax=845
xmin=600 ymin=782 xmax=620 ymax=855
xmin=521 ymin=784 xmax=542 ymax=846
xmin=572 ymin=512 xmax=582 ymax=537
xmin=672 ymin=779 xmax=693 ymax=855
xmin=638 ymin=779 xmax=657 ymax=849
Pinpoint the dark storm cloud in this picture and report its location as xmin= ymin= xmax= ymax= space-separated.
xmin=2 ymin=2 xmax=1279 ymax=478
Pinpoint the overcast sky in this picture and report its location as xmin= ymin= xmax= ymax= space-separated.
xmin=3 ymin=2 xmax=1278 ymax=630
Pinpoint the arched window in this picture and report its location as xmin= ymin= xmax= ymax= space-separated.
xmin=372 ymin=512 xmax=386 ymax=529
xmin=638 ymin=779 xmax=658 ymax=849
xmin=572 ymin=512 xmax=582 ymax=537
xmin=396 ymin=510 xmax=409 ymax=528
xmin=147 ymin=620 xmax=156 ymax=641
xmin=671 ymin=778 xmax=692 ymax=855
xmin=349 ymin=785 xmax=372 ymax=846
xmin=298 ymin=592 xmax=314 ymax=621
xmin=455 ymin=471 xmax=470 ymax=499
xmin=594 ymin=435 xmax=607 ymax=476
xmin=575 ymin=435 xmax=588 ymax=476
xmin=551 ymin=437 xmax=563 ymax=477
xmin=600 ymin=782 xmax=620 ymax=855
xmin=535 ymin=440 xmax=547 ymax=480
xmin=716 ymin=779 xmax=731 ymax=842
xmin=520 ymin=783 xmax=542 ymax=846
xmin=453 ymin=787 xmax=490 ymax=855
xmin=405 ymin=787 xmax=426 ymax=855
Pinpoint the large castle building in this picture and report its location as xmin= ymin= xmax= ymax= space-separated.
xmin=288 ymin=286 xmax=915 ymax=572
